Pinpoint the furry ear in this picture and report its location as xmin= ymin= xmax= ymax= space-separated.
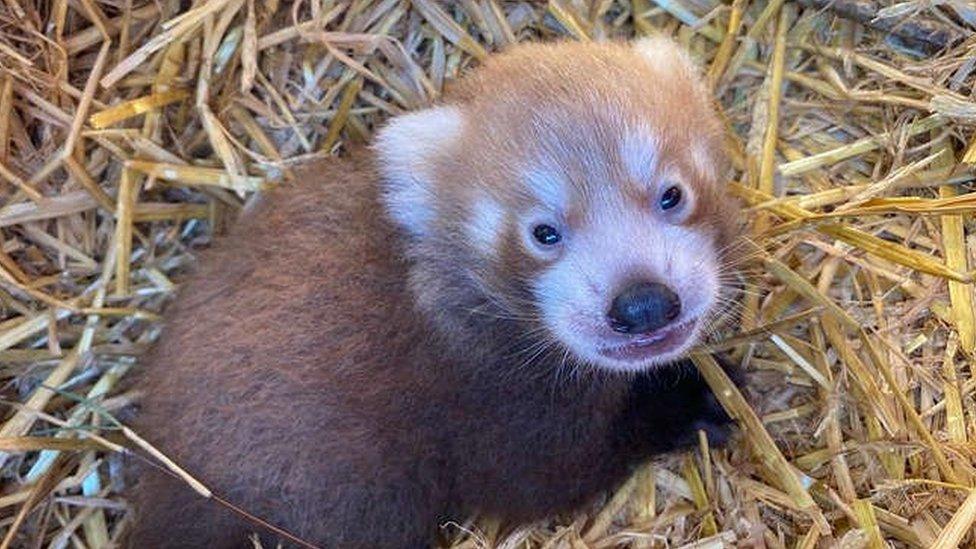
xmin=374 ymin=106 xmax=464 ymax=238
xmin=631 ymin=35 xmax=702 ymax=76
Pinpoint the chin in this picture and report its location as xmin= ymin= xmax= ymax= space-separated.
xmin=576 ymin=317 xmax=704 ymax=374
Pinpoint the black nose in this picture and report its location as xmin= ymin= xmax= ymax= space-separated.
xmin=608 ymin=282 xmax=681 ymax=334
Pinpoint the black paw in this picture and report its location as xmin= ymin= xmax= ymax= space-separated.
xmin=687 ymin=356 xmax=739 ymax=447
xmin=715 ymin=353 xmax=745 ymax=388
xmin=663 ymin=387 xmax=733 ymax=450
xmin=621 ymin=355 xmax=742 ymax=454
xmin=689 ymin=391 xmax=734 ymax=447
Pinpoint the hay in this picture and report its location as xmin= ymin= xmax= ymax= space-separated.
xmin=0 ymin=0 xmax=974 ymax=547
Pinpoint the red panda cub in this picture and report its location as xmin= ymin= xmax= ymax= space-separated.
xmin=126 ymin=37 xmax=741 ymax=548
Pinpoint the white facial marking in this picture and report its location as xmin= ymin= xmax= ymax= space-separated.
xmin=690 ymin=141 xmax=717 ymax=181
xmin=374 ymin=106 xmax=464 ymax=237
xmin=524 ymin=167 xmax=569 ymax=211
xmin=619 ymin=129 xmax=660 ymax=182
xmin=468 ymin=196 xmax=506 ymax=250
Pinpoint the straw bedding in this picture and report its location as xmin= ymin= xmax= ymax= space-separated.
xmin=0 ymin=0 xmax=974 ymax=547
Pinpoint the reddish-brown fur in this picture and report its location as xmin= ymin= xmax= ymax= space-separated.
xmin=126 ymin=40 xmax=739 ymax=548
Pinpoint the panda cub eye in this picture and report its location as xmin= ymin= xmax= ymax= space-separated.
xmin=659 ymin=185 xmax=682 ymax=210
xmin=532 ymin=224 xmax=561 ymax=246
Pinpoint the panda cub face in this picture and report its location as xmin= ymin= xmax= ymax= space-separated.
xmin=376 ymin=38 xmax=738 ymax=373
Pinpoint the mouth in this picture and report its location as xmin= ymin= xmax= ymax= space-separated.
xmin=596 ymin=317 xmax=698 ymax=363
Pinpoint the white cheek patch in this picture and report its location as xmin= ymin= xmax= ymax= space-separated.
xmin=654 ymin=224 xmax=719 ymax=319
xmin=619 ymin=128 xmax=660 ymax=182
xmin=374 ymin=106 xmax=464 ymax=237
xmin=467 ymin=196 xmax=506 ymax=251
xmin=534 ymin=258 xmax=608 ymax=364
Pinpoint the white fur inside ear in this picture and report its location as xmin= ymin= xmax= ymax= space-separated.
xmin=631 ymin=35 xmax=701 ymax=75
xmin=374 ymin=106 xmax=464 ymax=237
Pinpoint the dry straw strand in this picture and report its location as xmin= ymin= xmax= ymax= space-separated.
xmin=1 ymin=1 xmax=975 ymax=547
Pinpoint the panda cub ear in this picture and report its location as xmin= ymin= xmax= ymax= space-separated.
xmin=631 ymin=35 xmax=703 ymax=77
xmin=374 ymin=106 xmax=464 ymax=238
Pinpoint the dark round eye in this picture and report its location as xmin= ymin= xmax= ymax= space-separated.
xmin=660 ymin=186 xmax=682 ymax=210
xmin=532 ymin=224 xmax=561 ymax=246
